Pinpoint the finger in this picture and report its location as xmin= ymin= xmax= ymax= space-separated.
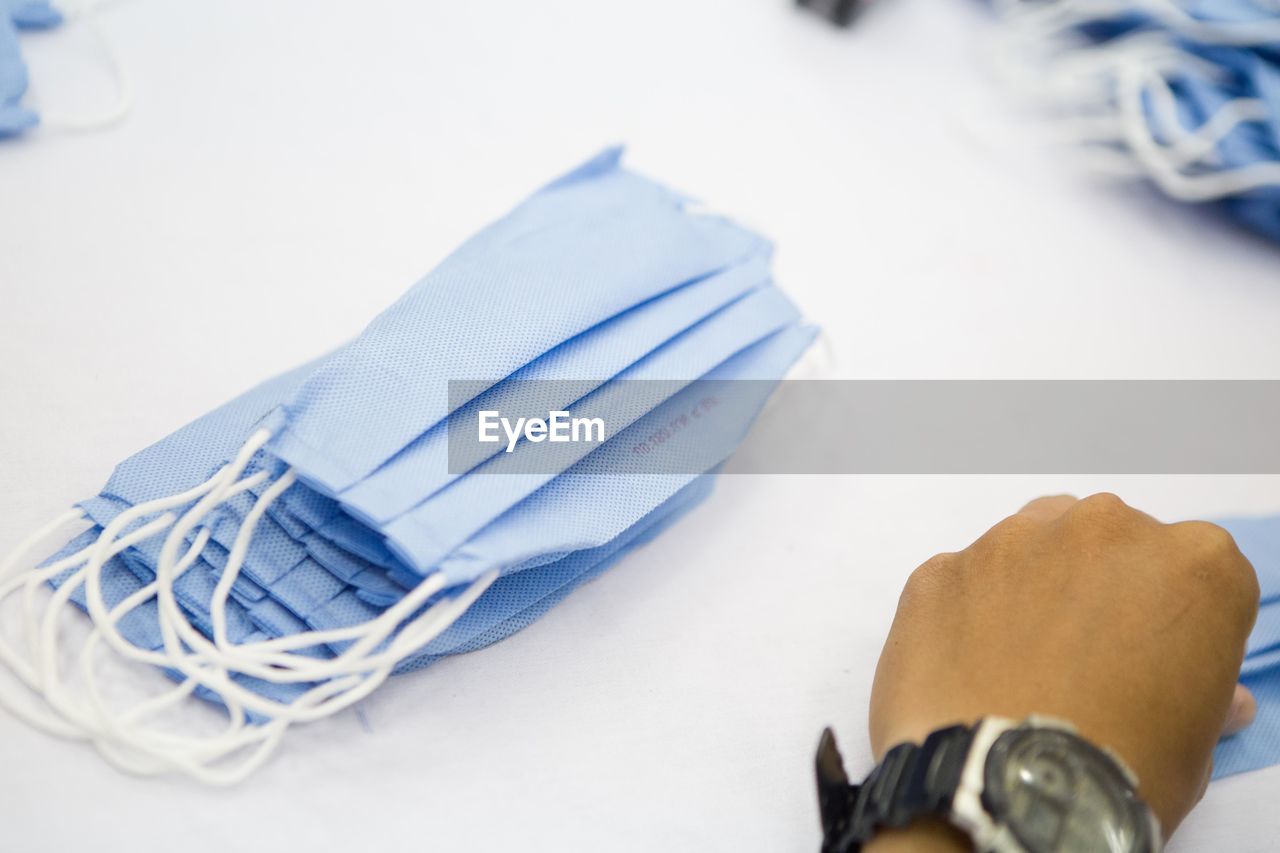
xmin=1223 ymin=683 xmax=1257 ymax=736
xmin=1015 ymin=494 xmax=1078 ymax=523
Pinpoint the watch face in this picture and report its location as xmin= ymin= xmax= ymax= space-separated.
xmin=982 ymin=728 xmax=1153 ymax=853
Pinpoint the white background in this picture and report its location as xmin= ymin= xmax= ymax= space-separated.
xmin=2 ymin=0 xmax=1280 ymax=849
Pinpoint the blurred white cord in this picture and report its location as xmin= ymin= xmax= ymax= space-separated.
xmin=980 ymin=0 xmax=1280 ymax=203
xmin=31 ymin=0 xmax=133 ymax=132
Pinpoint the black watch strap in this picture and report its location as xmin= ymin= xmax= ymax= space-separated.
xmin=815 ymin=724 xmax=975 ymax=853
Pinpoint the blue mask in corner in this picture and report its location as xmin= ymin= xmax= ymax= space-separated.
xmin=1 ymin=0 xmax=61 ymax=136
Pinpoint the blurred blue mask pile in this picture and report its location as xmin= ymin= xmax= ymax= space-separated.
xmin=0 ymin=149 xmax=815 ymax=782
xmin=0 ymin=0 xmax=61 ymax=135
xmin=991 ymin=0 xmax=1280 ymax=241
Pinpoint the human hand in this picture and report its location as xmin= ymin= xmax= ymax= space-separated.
xmin=866 ymin=493 xmax=1259 ymax=849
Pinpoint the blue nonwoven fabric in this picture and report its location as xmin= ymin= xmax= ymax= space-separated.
xmin=337 ymin=248 xmax=775 ymax=527
xmin=48 ymin=314 xmax=811 ymax=701
xmin=294 ymin=322 xmax=815 ymax=649
xmin=6 ymin=0 xmax=61 ymax=28
xmin=245 ymin=245 xmax=775 ymax=564
xmin=422 ymin=323 xmax=818 ymax=585
xmin=47 ymin=445 xmax=720 ymax=691
xmin=394 ymin=473 xmax=718 ymax=666
xmin=39 ymin=149 xmax=815 ymax=715
xmin=382 ymin=285 xmax=802 ymax=576
xmin=209 ymin=261 xmax=796 ymax=599
xmin=224 ymin=318 xmax=813 ymax=644
xmin=1213 ymin=669 xmax=1280 ymax=779
xmin=178 ymin=263 xmax=791 ymax=604
xmin=310 ymin=474 xmax=717 ymax=663
xmin=400 ymin=328 xmax=816 ymax=653
xmin=1213 ymin=514 xmax=1280 ymax=777
xmin=73 ymin=360 xmax=326 ymax=602
xmin=46 ymin=526 xmax=263 ymax=651
xmin=263 ymin=147 xmax=766 ymax=495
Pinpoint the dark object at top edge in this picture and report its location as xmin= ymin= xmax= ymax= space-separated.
xmin=796 ymin=0 xmax=867 ymax=27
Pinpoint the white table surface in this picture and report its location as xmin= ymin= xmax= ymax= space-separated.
xmin=3 ymin=0 xmax=1280 ymax=849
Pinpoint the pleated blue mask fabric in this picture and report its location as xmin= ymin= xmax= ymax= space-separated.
xmin=1210 ymin=515 xmax=1280 ymax=778
xmin=262 ymin=147 xmax=765 ymax=495
xmin=0 ymin=149 xmax=815 ymax=783
xmin=197 ymin=256 xmax=790 ymax=603
xmin=243 ymin=247 xmax=776 ymax=573
xmin=338 ymin=248 xmax=775 ymax=527
xmin=381 ymin=285 xmax=801 ymax=576
xmin=302 ymin=324 xmax=817 ymax=649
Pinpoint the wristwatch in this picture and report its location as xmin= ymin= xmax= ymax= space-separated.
xmin=814 ymin=717 xmax=1162 ymax=853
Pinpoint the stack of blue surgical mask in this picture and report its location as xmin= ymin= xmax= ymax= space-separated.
xmin=1210 ymin=515 xmax=1280 ymax=777
xmin=989 ymin=0 xmax=1280 ymax=241
xmin=0 ymin=148 xmax=816 ymax=782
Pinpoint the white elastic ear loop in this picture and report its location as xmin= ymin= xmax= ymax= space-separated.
xmin=1117 ymin=64 xmax=1280 ymax=201
xmin=89 ymin=565 xmax=495 ymax=783
xmin=0 ymin=427 xmax=500 ymax=781
xmin=209 ymin=470 xmax=297 ymax=650
xmin=0 ymin=511 xmax=95 ymax=737
xmin=48 ymin=481 xmax=292 ymax=778
xmin=153 ymin=447 xmax=483 ymax=681
xmin=33 ymin=525 xmax=225 ymax=744
xmin=0 ymin=510 xmax=177 ymax=710
xmin=63 ymin=460 xmax=267 ymax=675
xmin=1143 ymin=79 xmax=1270 ymax=172
xmin=2 ymin=449 xmax=263 ymax=759
xmin=0 ymin=510 xmax=93 ymax=685
xmin=0 ymin=452 xmax=292 ymax=778
xmin=80 ymin=430 xmax=495 ymax=758
xmin=987 ymin=4 xmax=1280 ymax=200
xmin=33 ymin=0 xmax=133 ymax=133
xmin=0 ymin=511 xmax=240 ymax=779
xmin=79 ymin=433 xmax=270 ymax=673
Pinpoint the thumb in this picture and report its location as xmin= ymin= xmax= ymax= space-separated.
xmin=1223 ymin=683 xmax=1257 ymax=737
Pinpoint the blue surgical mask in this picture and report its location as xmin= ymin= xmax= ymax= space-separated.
xmin=263 ymin=147 xmax=766 ymax=495
xmin=0 ymin=149 xmax=814 ymax=783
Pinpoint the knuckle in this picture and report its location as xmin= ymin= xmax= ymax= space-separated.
xmin=902 ymin=553 xmax=957 ymax=599
xmin=1173 ymin=521 xmax=1260 ymax=611
xmin=976 ymin=513 xmax=1040 ymax=554
xmin=1178 ymin=520 xmax=1239 ymax=558
xmin=964 ymin=513 xmax=1043 ymax=569
xmin=1062 ymin=492 xmax=1143 ymax=541
xmin=1072 ymin=492 xmax=1131 ymax=520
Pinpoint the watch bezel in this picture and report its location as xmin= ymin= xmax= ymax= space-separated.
xmin=980 ymin=726 xmax=1156 ymax=853
xmin=949 ymin=717 xmax=1162 ymax=853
